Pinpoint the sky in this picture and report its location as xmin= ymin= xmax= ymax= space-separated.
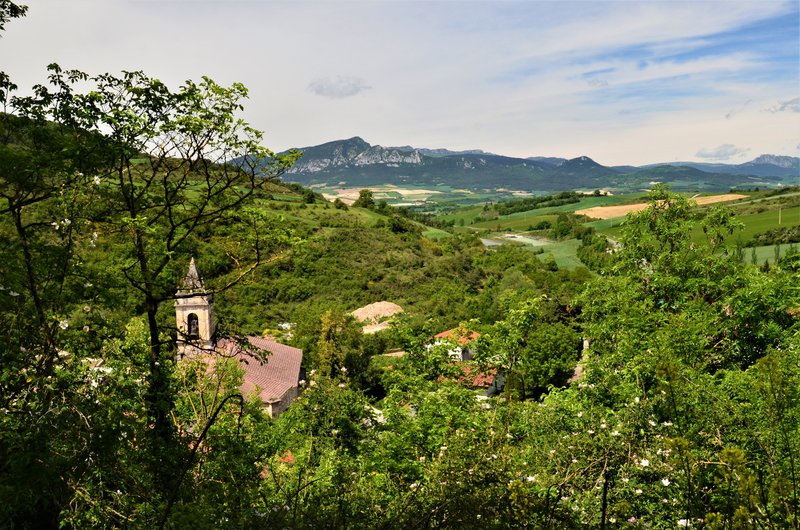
xmin=2 ymin=0 xmax=799 ymax=166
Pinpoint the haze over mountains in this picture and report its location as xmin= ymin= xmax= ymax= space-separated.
xmin=279 ymin=137 xmax=799 ymax=193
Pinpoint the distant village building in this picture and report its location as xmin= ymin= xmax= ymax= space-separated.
xmin=175 ymin=258 xmax=303 ymax=417
xmin=433 ymin=327 xmax=481 ymax=361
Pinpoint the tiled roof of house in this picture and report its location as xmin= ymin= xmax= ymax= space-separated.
xmin=434 ymin=327 xmax=481 ymax=345
xmin=217 ymin=337 xmax=302 ymax=403
xmin=459 ymin=365 xmax=496 ymax=388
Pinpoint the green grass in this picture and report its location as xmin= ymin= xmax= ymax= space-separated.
xmin=536 ymin=239 xmax=585 ymax=269
xmin=741 ymin=243 xmax=799 ymax=266
xmin=730 ymin=206 xmax=800 ymax=241
xmin=422 ymin=228 xmax=452 ymax=240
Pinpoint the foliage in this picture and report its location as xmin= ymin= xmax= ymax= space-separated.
xmin=494 ymin=191 xmax=582 ymax=216
xmin=352 ymin=188 xmax=375 ymax=208
xmin=746 ymin=224 xmax=800 ymax=247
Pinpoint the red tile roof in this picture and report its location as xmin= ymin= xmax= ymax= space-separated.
xmin=459 ymin=365 xmax=496 ymax=388
xmin=217 ymin=337 xmax=302 ymax=403
xmin=434 ymin=327 xmax=481 ymax=345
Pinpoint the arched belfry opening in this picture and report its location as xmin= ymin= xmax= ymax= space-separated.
xmin=187 ymin=313 xmax=200 ymax=340
xmin=175 ymin=257 xmax=215 ymax=355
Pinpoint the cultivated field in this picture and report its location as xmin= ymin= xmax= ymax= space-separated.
xmin=321 ymin=186 xmax=443 ymax=205
xmin=576 ymin=193 xmax=747 ymax=219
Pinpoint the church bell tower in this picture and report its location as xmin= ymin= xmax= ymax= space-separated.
xmin=175 ymin=257 xmax=215 ymax=355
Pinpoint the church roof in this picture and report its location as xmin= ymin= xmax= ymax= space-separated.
xmin=180 ymin=257 xmax=206 ymax=292
xmin=218 ymin=337 xmax=303 ymax=403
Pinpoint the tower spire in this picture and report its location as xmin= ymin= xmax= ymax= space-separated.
xmin=181 ymin=256 xmax=205 ymax=292
xmin=176 ymin=257 xmax=215 ymax=355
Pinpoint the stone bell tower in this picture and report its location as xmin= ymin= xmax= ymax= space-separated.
xmin=175 ymin=257 xmax=215 ymax=355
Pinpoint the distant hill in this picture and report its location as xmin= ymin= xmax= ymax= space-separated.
xmin=262 ymin=138 xmax=799 ymax=193
xmin=643 ymin=154 xmax=799 ymax=179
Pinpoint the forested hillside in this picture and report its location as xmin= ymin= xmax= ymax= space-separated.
xmin=1 ymin=6 xmax=799 ymax=528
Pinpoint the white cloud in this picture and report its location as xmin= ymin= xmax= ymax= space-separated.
xmin=307 ymin=76 xmax=371 ymax=99
xmin=765 ymin=97 xmax=800 ymax=113
xmin=696 ymin=144 xmax=750 ymax=160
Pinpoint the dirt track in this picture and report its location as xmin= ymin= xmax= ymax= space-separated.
xmin=576 ymin=194 xmax=747 ymax=220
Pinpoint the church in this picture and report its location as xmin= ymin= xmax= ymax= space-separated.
xmin=175 ymin=258 xmax=303 ymax=418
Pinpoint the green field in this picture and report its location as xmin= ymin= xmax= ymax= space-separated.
xmin=535 ymin=239 xmax=585 ymax=269
xmin=440 ymin=194 xmax=645 ymax=231
xmin=744 ymin=242 xmax=800 ymax=266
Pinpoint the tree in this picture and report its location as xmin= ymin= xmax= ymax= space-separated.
xmin=0 ymin=0 xmax=26 ymax=32
xmin=352 ymin=188 xmax=374 ymax=208
xmin=2 ymin=65 xmax=299 ymax=501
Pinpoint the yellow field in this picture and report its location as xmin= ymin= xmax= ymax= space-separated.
xmin=576 ymin=194 xmax=747 ymax=220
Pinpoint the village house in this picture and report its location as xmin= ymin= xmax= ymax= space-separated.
xmin=432 ymin=327 xmax=481 ymax=361
xmin=175 ymin=258 xmax=303 ymax=418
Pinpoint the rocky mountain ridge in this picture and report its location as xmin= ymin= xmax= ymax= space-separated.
xmin=272 ymin=137 xmax=798 ymax=193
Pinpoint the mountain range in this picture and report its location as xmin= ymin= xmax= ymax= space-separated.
xmin=275 ymin=137 xmax=799 ymax=193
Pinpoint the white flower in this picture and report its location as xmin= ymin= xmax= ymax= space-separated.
xmin=677 ymin=519 xmax=689 ymax=527
xmin=648 ymin=420 xmax=657 ymax=426
xmin=338 ymin=383 xmax=346 ymax=388
xmin=340 ymin=366 xmax=347 ymax=372
xmin=8 ymin=291 xmax=19 ymax=297
xmin=298 ymin=379 xmax=306 ymax=386
xmin=549 ymin=449 xmax=556 ymax=454
xmin=635 ymin=488 xmax=643 ymax=495
xmin=663 ymin=421 xmax=673 ymax=427
xmin=634 ymin=397 xmax=640 ymax=403
xmin=93 ymin=175 xmax=101 ymax=185
xmin=577 ymin=411 xmax=583 ymax=417
xmin=640 ymin=459 xmax=650 ymax=467
xmin=612 ymin=430 xmax=621 ymax=436
xmin=58 ymin=320 xmax=69 ymax=330
xmin=662 ymin=478 xmax=671 ymax=486
xmin=526 ymin=475 xmax=535 ymax=482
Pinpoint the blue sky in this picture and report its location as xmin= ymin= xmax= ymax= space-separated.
xmin=3 ymin=0 xmax=798 ymax=165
